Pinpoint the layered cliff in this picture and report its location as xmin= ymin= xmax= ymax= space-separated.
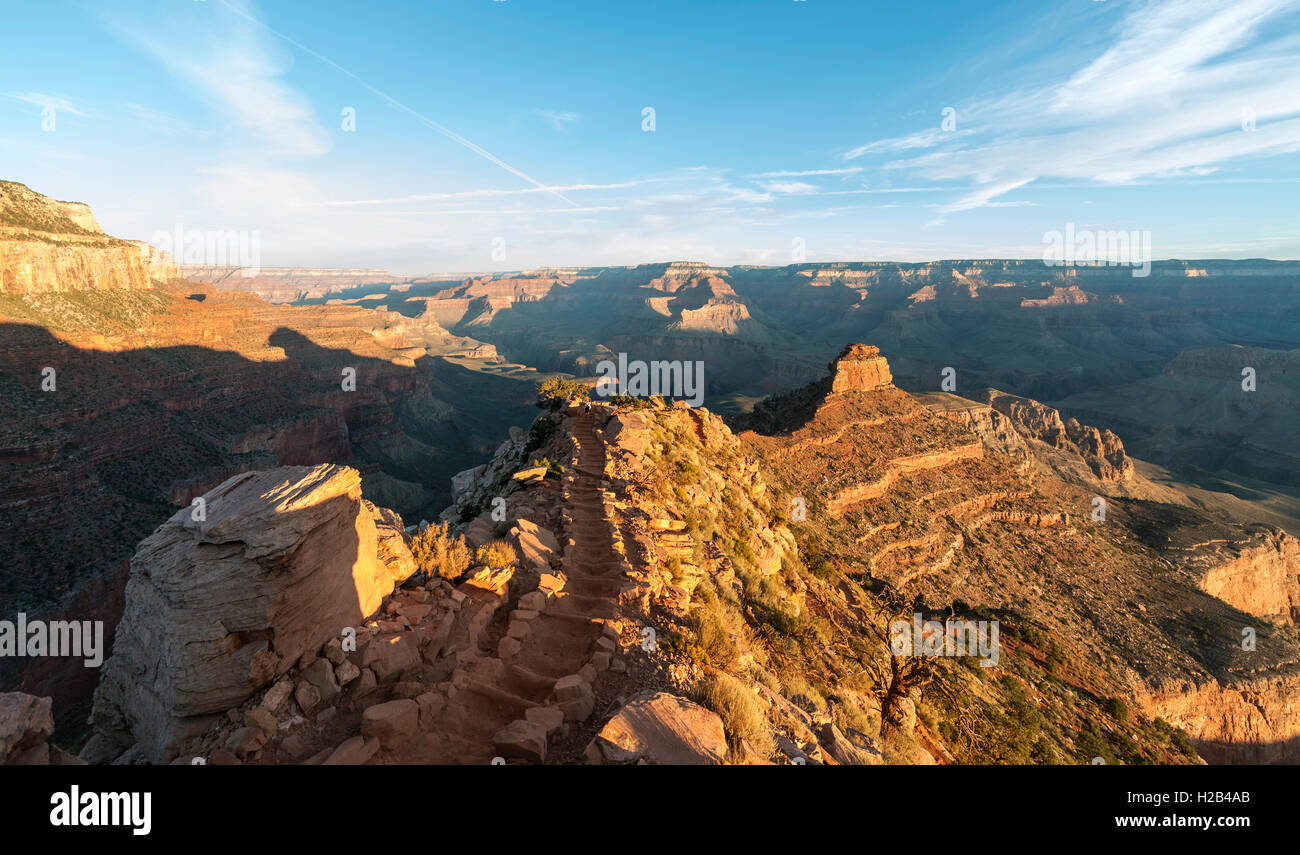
xmin=362 ymin=258 xmax=1300 ymax=537
xmin=180 ymin=266 xmax=409 ymax=303
xmin=0 ymin=181 xmax=177 ymax=294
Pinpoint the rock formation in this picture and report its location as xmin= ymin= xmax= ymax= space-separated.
xmin=585 ymin=692 xmax=727 ymax=764
xmin=829 ymin=343 xmax=893 ymax=393
xmin=0 ymin=188 xmax=547 ymax=739
xmin=0 ymin=691 xmax=84 ymax=765
xmin=85 ymin=465 xmax=415 ymax=763
xmin=0 ymin=181 xmax=178 ymax=294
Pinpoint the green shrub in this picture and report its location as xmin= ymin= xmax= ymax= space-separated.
xmin=1170 ymin=727 xmax=1198 ymax=759
xmin=523 ymin=416 xmax=558 ymax=456
xmin=610 ymin=394 xmax=653 ymax=409
xmin=531 ymin=456 xmax=564 ymax=478
xmin=801 ymin=548 xmax=835 ymax=580
xmin=662 ymin=630 xmax=710 ymax=664
xmin=535 ymin=376 xmax=589 ymax=409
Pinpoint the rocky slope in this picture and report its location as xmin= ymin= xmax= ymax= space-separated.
xmin=79 ymin=411 xmax=736 ymax=766
xmin=723 ymin=344 xmax=1300 ymax=763
xmin=50 ymin=343 xmax=1300 ymax=765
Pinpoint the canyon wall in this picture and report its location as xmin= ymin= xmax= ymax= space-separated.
xmin=0 ymin=180 xmax=178 ymax=294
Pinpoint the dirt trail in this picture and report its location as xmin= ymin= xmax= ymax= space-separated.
xmin=397 ymin=411 xmax=621 ymax=764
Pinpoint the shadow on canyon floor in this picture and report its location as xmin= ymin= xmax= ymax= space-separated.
xmin=0 ymin=322 xmax=537 ymax=741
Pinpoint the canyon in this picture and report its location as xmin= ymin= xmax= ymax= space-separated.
xmin=2 ymin=180 xmax=1298 ymax=765
xmin=269 ymin=257 xmax=1300 ymax=540
xmin=30 ymin=342 xmax=1298 ymax=767
xmin=0 ymin=183 xmax=543 ymax=739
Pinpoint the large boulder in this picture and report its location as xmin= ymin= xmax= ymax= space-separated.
xmin=511 ymin=519 xmax=560 ymax=575
xmin=603 ymin=412 xmax=650 ymax=456
xmin=365 ymin=500 xmax=417 ymax=584
xmin=85 ymin=465 xmax=408 ymax=764
xmin=0 ymin=692 xmax=83 ymax=765
xmin=0 ymin=692 xmax=53 ymax=765
xmin=584 ymin=692 xmax=727 ymax=765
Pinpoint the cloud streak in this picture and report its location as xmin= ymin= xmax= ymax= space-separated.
xmin=845 ymin=0 xmax=1300 ymax=215
xmin=212 ymin=0 xmax=576 ymax=206
xmin=5 ymin=92 xmax=87 ymax=116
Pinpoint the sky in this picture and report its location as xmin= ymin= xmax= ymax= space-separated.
xmin=3 ymin=0 xmax=1300 ymax=274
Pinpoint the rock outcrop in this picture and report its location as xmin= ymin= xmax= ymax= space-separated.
xmin=0 ymin=691 xmax=83 ymax=765
xmin=1186 ymin=528 xmax=1300 ymax=624
xmin=829 ymin=343 xmax=893 ymax=393
xmin=0 ymin=692 xmax=53 ymax=764
xmin=585 ymin=692 xmax=728 ymax=764
xmin=84 ymin=465 xmax=415 ymax=763
xmin=981 ymin=390 xmax=1134 ymax=484
xmin=0 ymin=180 xmax=177 ymax=294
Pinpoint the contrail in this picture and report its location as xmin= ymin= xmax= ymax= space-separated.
xmin=215 ymin=0 xmax=576 ymax=206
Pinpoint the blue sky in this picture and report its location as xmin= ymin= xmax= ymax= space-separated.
xmin=4 ymin=0 xmax=1300 ymax=273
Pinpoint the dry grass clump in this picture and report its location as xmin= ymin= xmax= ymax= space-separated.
xmin=410 ymin=521 xmax=472 ymax=580
xmin=475 ymin=538 xmax=518 ymax=571
xmin=692 ymin=671 xmax=775 ymax=759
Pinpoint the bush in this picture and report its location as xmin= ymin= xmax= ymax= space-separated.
xmin=672 ymin=457 xmax=701 ymax=485
xmin=662 ymin=630 xmax=710 ymax=664
xmin=729 ymin=537 xmax=756 ymax=565
xmin=1103 ymin=696 xmax=1128 ymax=723
xmin=535 ymin=376 xmax=589 ymax=409
xmin=692 ymin=672 xmax=774 ymax=758
xmin=1170 ymin=728 xmax=1197 ymax=759
xmin=475 ymin=538 xmax=518 ymax=571
xmin=610 ymin=394 xmax=653 ymax=409
xmin=531 ymin=456 xmax=564 ymax=478
xmin=410 ymin=522 xmax=472 ymax=581
xmin=523 ymin=416 xmax=558 ymax=456
xmin=801 ymin=547 xmax=835 ymax=580
xmin=692 ymin=603 xmax=739 ymax=669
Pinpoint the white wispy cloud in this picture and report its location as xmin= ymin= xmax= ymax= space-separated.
xmin=210 ymin=0 xmax=575 ymax=206
xmin=321 ymin=179 xmax=674 ymax=207
xmin=845 ymin=0 xmax=1300 ymax=215
xmin=532 ymin=109 xmax=581 ymax=130
xmin=122 ymin=103 xmax=205 ymax=136
xmin=745 ymin=166 xmax=863 ymax=178
xmin=106 ymin=3 xmax=329 ymax=157
xmin=6 ymin=92 xmax=87 ymax=116
xmin=845 ymin=128 xmax=971 ymax=159
xmin=351 ymin=207 xmax=617 ymax=216
xmin=756 ymin=181 xmax=819 ymax=195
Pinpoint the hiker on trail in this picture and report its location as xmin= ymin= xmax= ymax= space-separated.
xmin=583 ymin=401 xmax=592 ymax=414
